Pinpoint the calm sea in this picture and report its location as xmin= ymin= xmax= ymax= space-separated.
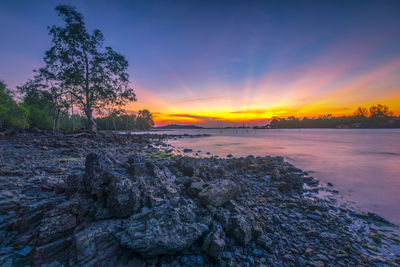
xmin=152 ymin=128 xmax=400 ymax=227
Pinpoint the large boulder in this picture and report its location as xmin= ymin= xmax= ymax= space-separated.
xmin=198 ymin=180 xmax=240 ymax=207
xmin=119 ymin=205 xmax=208 ymax=258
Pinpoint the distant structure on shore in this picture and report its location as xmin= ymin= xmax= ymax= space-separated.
xmin=253 ymin=124 xmax=277 ymax=129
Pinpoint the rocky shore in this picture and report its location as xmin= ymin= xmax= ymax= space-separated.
xmin=0 ymin=130 xmax=399 ymax=266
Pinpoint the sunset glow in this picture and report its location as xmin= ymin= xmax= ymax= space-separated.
xmin=1 ymin=1 xmax=400 ymax=127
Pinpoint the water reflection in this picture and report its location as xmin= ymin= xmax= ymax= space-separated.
xmin=165 ymin=128 xmax=400 ymax=226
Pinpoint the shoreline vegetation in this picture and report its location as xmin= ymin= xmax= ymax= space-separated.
xmin=0 ymin=5 xmax=154 ymax=134
xmin=1 ymin=130 xmax=400 ymax=266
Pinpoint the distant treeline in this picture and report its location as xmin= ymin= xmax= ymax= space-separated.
xmin=269 ymin=105 xmax=400 ymax=129
xmin=0 ymin=80 xmax=154 ymax=131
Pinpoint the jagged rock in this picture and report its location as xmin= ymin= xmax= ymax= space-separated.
xmin=83 ymin=153 xmax=113 ymax=200
xmin=0 ymin=135 xmax=386 ymax=266
xmin=198 ymin=180 xmax=240 ymax=207
xmin=66 ymin=174 xmax=85 ymax=193
xmin=127 ymin=155 xmax=148 ymax=177
xmin=37 ymin=208 xmax=77 ymax=245
xmin=71 ymin=220 xmax=122 ymax=266
xmin=215 ymin=208 xmax=232 ymax=231
xmin=106 ymin=173 xmax=141 ymax=218
xmin=119 ymin=205 xmax=208 ymax=258
xmin=33 ymin=237 xmax=72 ymax=264
xmin=201 ymin=222 xmax=226 ymax=259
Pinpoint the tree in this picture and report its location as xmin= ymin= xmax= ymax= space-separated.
xmin=18 ymin=69 xmax=68 ymax=133
xmin=136 ymin=109 xmax=154 ymax=130
xmin=0 ymin=80 xmax=29 ymax=128
xmin=354 ymin=106 xmax=368 ymax=117
xmin=369 ymin=104 xmax=393 ymax=118
xmin=45 ymin=5 xmax=136 ymax=132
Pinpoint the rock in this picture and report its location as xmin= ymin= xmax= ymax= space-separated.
xmin=66 ymin=174 xmax=85 ymax=193
xmin=307 ymin=213 xmax=322 ymax=221
xmin=106 ymin=173 xmax=141 ymax=217
xmin=183 ymin=148 xmax=193 ymax=153
xmin=175 ymin=158 xmax=195 ymax=177
xmin=187 ymin=178 xmax=205 ymax=197
xmin=275 ymin=172 xmax=304 ymax=192
xmin=305 ymin=247 xmax=313 ymax=255
xmin=231 ymin=215 xmax=252 ymax=245
xmin=309 ymin=260 xmax=324 ymax=267
xmin=0 ymin=134 xmax=391 ymax=266
xmin=33 ymin=237 xmax=72 ymax=264
xmin=271 ymin=168 xmax=280 ymax=181
xmin=304 ymin=176 xmax=319 ymax=186
xmin=83 ymin=153 xmax=113 ymax=200
xmin=256 ymin=235 xmax=273 ymax=251
xmin=180 ymin=255 xmax=204 ymax=266
xmin=127 ymin=155 xmax=148 ymax=177
xmin=253 ymin=249 xmax=263 ymax=257
xmin=252 ymin=222 xmax=264 ymax=239
xmin=28 ymin=127 xmax=41 ymax=134
xmin=201 ymin=222 xmax=226 ymax=259
xmin=71 ymin=220 xmax=122 ymax=266
xmin=198 ymin=179 xmax=240 ymax=207
xmin=38 ymin=209 xmax=77 ymax=245
xmin=119 ymin=206 xmax=208 ymax=258
xmin=16 ymin=246 xmax=33 ymax=257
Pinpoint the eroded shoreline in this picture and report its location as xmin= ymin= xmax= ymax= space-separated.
xmin=0 ymin=131 xmax=399 ymax=266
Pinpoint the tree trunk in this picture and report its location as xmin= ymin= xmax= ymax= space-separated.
xmin=56 ymin=109 xmax=61 ymax=131
xmin=53 ymin=108 xmax=61 ymax=134
xmin=52 ymin=107 xmax=57 ymax=135
xmin=71 ymin=96 xmax=75 ymax=130
xmin=85 ymin=108 xmax=97 ymax=133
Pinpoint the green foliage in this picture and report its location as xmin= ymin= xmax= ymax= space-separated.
xmin=19 ymin=85 xmax=54 ymax=129
xmin=0 ymin=80 xmax=29 ymax=128
xmin=95 ymin=109 xmax=154 ymax=131
xmin=95 ymin=113 xmax=136 ymax=130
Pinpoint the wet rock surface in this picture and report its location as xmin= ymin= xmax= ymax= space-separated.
xmin=0 ymin=131 xmax=399 ymax=266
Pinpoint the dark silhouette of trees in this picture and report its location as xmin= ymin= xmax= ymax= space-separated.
xmin=44 ymin=5 xmax=136 ymax=132
xmin=354 ymin=106 xmax=368 ymax=117
xmin=369 ymin=104 xmax=393 ymax=118
xmin=269 ymin=104 xmax=398 ymax=129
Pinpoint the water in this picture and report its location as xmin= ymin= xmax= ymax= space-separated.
xmin=159 ymin=128 xmax=400 ymax=227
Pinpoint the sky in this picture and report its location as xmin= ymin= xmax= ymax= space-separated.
xmin=1 ymin=0 xmax=400 ymax=126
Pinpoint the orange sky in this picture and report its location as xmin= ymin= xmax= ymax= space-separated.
xmin=126 ymin=54 xmax=400 ymax=127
